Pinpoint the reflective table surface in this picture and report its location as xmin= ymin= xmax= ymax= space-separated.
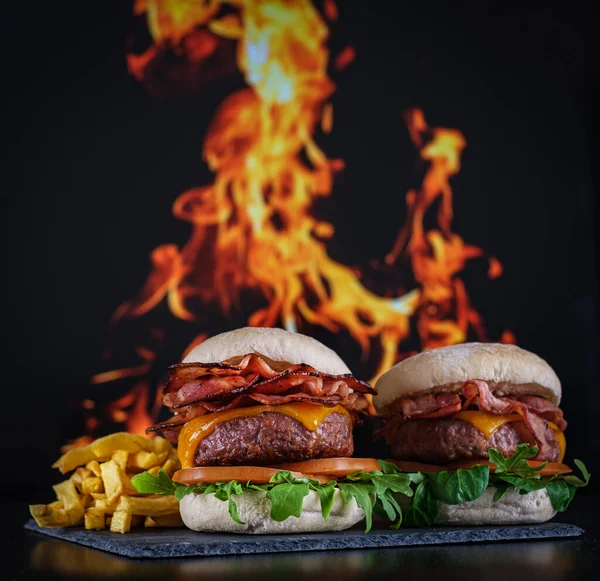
xmin=8 ymin=494 xmax=598 ymax=581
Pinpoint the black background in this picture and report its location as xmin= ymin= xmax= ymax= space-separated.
xmin=1 ymin=1 xmax=597 ymax=501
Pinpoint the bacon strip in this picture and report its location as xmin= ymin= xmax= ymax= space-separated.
xmin=509 ymin=395 xmax=567 ymax=431
xmin=461 ymin=380 xmax=559 ymax=459
xmin=147 ymin=353 xmax=375 ymax=436
xmin=164 ymin=373 xmax=260 ymax=409
xmin=378 ymin=379 xmax=565 ymax=461
xmin=399 ymin=393 xmax=461 ymax=418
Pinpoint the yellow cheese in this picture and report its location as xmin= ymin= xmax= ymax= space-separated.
xmin=177 ymin=403 xmax=350 ymax=469
xmin=454 ymin=410 xmax=520 ymax=438
xmin=455 ymin=410 xmax=566 ymax=462
xmin=547 ymin=421 xmax=567 ymax=463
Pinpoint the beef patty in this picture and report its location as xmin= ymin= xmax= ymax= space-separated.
xmin=389 ymin=418 xmax=560 ymax=464
xmin=194 ymin=411 xmax=353 ymax=466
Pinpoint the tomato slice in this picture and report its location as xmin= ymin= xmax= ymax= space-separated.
xmin=172 ymin=466 xmax=332 ymax=485
xmin=268 ymin=457 xmax=382 ymax=477
xmin=447 ymin=459 xmax=573 ymax=476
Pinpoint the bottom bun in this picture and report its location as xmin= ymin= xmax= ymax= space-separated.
xmin=436 ymin=488 xmax=556 ymax=525
xmin=179 ymin=489 xmax=365 ymax=534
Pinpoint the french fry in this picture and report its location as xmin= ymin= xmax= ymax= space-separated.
xmin=144 ymin=513 xmax=184 ymax=528
xmin=52 ymin=432 xmax=154 ymax=475
xmin=92 ymin=495 xmax=119 ymax=515
xmin=81 ymin=476 xmax=103 ymax=495
xmin=110 ymin=509 xmax=132 ymax=534
xmin=70 ymin=467 xmax=92 ymax=492
xmin=111 ymin=450 xmax=129 ymax=470
xmin=34 ymin=431 xmax=183 ymax=533
xmin=100 ymin=460 xmax=123 ymax=503
xmin=129 ymin=450 xmax=168 ymax=471
xmin=151 ymin=436 xmax=173 ymax=455
xmin=86 ymin=460 xmax=102 ymax=477
xmin=30 ymin=504 xmax=71 ymax=528
xmin=84 ymin=507 xmax=106 ymax=530
xmin=116 ymin=495 xmax=180 ymax=517
xmin=53 ymin=480 xmax=84 ymax=526
xmin=161 ymin=457 xmax=180 ymax=477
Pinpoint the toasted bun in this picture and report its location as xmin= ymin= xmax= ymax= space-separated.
xmin=374 ymin=342 xmax=561 ymax=413
xmin=436 ymin=487 xmax=556 ymax=525
xmin=183 ymin=327 xmax=351 ymax=375
xmin=179 ymin=489 xmax=364 ymax=534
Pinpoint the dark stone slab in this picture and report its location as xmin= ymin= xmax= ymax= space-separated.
xmin=23 ymin=519 xmax=584 ymax=559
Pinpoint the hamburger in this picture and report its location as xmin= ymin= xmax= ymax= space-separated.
xmin=373 ymin=342 xmax=590 ymax=525
xmin=134 ymin=327 xmax=392 ymax=534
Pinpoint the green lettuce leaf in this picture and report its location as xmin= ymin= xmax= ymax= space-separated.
xmin=429 ymin=465 xmax=489 ymax=504
xmin=338 ymin=482 xmax=374 ymax=532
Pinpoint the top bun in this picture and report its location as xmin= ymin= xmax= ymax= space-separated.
xmin=373 ymin=342 xmax=561 ymax=413
xmin=182 ymin=327 xmax=351 ymax=376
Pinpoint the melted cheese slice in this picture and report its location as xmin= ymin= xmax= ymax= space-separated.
xmin=454 ymin=411 xmax=521 ymax=438
xmin=177 ymin=403 xmax=350 ymax=469
xmin=455 ymin=410 xmax=566 ymax=462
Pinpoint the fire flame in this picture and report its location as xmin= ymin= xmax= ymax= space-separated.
xmin=77 ymin=0 xmax=511 ymax=443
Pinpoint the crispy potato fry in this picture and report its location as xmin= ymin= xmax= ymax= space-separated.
xmin=110 ymin=509 xmax=132 ymax=534
xmin=30 ymin=504 xmax=71 ymax=528
xmin=100 ymin=460 xmax=124 ymax=503
xmin=111 ymin=450 xmax=129 ymax=470
xmin=161 ymin=457 xmax=180 ymax=477
xmin=34 ymin=431 xmax=183 ymax=533
xmin=151 ymin=436 xmax=173 ymax=455
xmin=90 ymin=493 xmax=120 ymax=514
xmin=53 ymin=480 xmax=84 ymax=526
xmin=84 ymin=507 xmax=106 ymax=530
xmin=129 ymin=450 xmax=169 ymax=471
xmin=52 ymin=432 xmax=154 ymax=475
xmin=81 ymin=476 xmax=103 ymax=495
xmin=70 ymin=467 xmax=92 ymax=492
xmin=116 ymin=495 xmax=179 ymax=517
xmin=100 ymin=460 xmax=138 ymax=503
xmin=86 ymin=460 xmax=102 ymax=477
xmin=144 ymin=513 xmax=184 ymax=528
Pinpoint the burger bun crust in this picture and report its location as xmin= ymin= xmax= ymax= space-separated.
xmin=183 ymin=327 xmax=351 ymax=376
xmin=374 ymin=342 xmax=561 ymax=413
xmin=179 ymin=488 xmax=364 ymax=534
xmin=436 ymin=487 xmax=556 ymax=525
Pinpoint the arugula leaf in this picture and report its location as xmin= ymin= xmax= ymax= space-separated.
xmin=372 ymin=473 xmax=413 ymax=495
xmin=492 ymin=480 xmax=511 ymax=502
xmin=488 ymin=444 xmax=545 ymax=478
xmin=545 ymin=480 xmax=575 ymax=512
xmin=563 ymin=460 xmax=591 ymax=487
xmin=338 ymin=483 xmax=374 ymax=532
xmin=492 ymin=474 xmax=548 ymax=494
xmin=130 ymin=469 xmax=178 ymax=495
xmin=403 ymin=480 xmax=439 ymax=527
xmin=266 ymin=482 xmax=310 ymax=521
xmin=429 ymin=466 xmax=489 ymax=504
xmin=316 ymin=480 xmax=336 ymax=521
xmin=211 ymin=481 xmax=245 ymax=524
xmin=378 ymin=460 xmax=403 ymax=475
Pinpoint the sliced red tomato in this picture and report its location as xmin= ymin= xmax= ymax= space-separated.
xmin=173 ymin=466 xmax=331 ymax=485
xmin=447 ymin=459 xmax=573 ymax=476
xmin=268 ymin=457 xmax=382 ymax=477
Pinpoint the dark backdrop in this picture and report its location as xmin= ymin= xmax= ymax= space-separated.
xmin=1 ymin=1 xmax=597 ymax=501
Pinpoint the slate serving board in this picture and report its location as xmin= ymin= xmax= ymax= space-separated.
xmin=24 ymin=519 xmax=584 ymax=559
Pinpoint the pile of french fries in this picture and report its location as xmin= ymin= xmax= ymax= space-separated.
xmin=29 ymin=432 xmax=184 ymax=534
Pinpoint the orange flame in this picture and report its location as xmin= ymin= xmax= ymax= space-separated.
xmin=76 ymin=0 xmax=510 ymax=443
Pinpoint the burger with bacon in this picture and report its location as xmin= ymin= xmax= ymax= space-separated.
xmin=373 ymin=342 xmax=590 ymax=525
xmin=140 ymin=327 xmax=383 ymax=533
